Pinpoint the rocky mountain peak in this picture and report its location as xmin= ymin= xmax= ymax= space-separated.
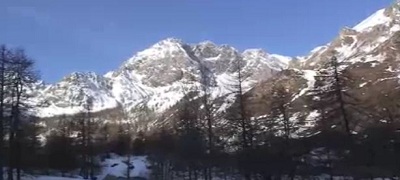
xmin=340 ymin=27 xmax=358 ymax=36
xmin=193 ymin=41 xmax=238 ymax=60
xmin=197 ymin=40 xmax=217 ymax=47
xmin=300 ymin=1 xmax=400 ymax=69
xmin=31 ymin=38 xmax=290 ymax=118
xmin=62 ymin=71 xmax=102 ymax=83
xmin=126 ymin=38 xmax=188 ymax=65
xmin=353 ymin=7 xmax=394 ymax=33
xmin=242 ymin=49 xmax=290 ymax=71
xmin=193 ymin=40 xmax=222 ymax=59
xmin=242 ymin=49 xmax=268 ymax=57
xmin=150 ymin=38 xmax=186 ymax=52
xmin=157 ymin=37 xmax=184 ymax=44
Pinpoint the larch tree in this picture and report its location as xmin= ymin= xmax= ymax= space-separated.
xmin=6 ymin=48 xmax=38 ymax=180
xmin=199 ymin=63 xmax=216 ymax=180
xmin=310 ymin=56 xmax=358 ymax=136
xmin=84 ymin=97 xmax=95 ymax=179
xmin=0 ymin=45 xmax=9 ymax=180
xmin=226 ymin=56 xmax=254 ymax=180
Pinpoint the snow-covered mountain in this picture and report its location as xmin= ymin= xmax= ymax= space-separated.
xmin=244 ymin=0 xmax=400 ymax=135
xmin=32 ymin=38 xmax=290 ymax=119
xmin=32 ymin=1 xmax=400 ymax=135
xmin=300 ymin=1 xmax=400 ymax=68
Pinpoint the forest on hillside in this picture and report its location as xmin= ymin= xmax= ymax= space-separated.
xmin=1 ymin=44 xmax=400 ymax=180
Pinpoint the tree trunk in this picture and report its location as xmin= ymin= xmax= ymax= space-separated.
xmin=81 ymin=117 xmax=88 ymax=179
xmin=332 ymin=56 xmax=351 ymax=136
xmin=8 ymin=111 xmax=15 ymax=180
xmin=194 ymin=168 xmax=198 ymax=180
xmin=0 ymin=46 xmax=6 ymax=180
xmin=202 ymin=167 xmax=207 ymax=180
xmin=188 ymin=167 xmax=192 ymax=180
xmin=15 ymin=130 xmax=21 ymax=180
xmin=14 ymin=85 xmax=22 ymax=180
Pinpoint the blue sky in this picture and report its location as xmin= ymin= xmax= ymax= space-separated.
xmin=0 ymin=0 xmax=393 ymax=83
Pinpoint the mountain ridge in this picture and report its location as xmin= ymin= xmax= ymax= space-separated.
xmin=32 ymin=39 xmax=290 ymax=118
xmin=31 ymin=3 xmax=400 ymax=136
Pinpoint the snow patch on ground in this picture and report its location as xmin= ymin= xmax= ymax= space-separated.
xmin=22 ymin=155 xmax=150 ymax=180
xmin=98 ymin=154 xmax=150 ymax=179
xmin=22 ymin=175 xmax=80 ymax=180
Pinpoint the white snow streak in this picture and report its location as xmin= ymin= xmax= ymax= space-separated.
xmin=353 ymin=9 xmax=391 ymax=32
xmin=292 ymin=70 xmax=317 ymax=101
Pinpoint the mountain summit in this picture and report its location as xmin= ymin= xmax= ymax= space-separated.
xmin=33 ymin=39 xmax=290 ymax=118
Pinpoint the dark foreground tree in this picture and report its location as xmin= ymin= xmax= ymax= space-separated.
xmin=310 ymin=56 xmax=358 ymax=136
xmin=6 ymin=47 xmax=38 ymax=180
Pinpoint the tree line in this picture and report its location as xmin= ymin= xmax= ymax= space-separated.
xmin=0 ymin=44 xmax=399 ymax=180
xmin=145 ymin=56 xmax=400 ymax=179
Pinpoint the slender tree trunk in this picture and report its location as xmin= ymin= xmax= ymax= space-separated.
xmin=332 ymin=56 xmax=351 ymax=136
xmin=281 ymin=105 xmax=290 ymax=141
xmin=201 ymin=70 xmax=214 ymax=180
xmin=194 ymin=167 xmax=198 ymax=180
xmin=190 ymin=166 xmax=194 ymax=180
xmin=202 ymin=167 xmax=206 ymax=180
xmin=238 ymin=61 xmax=252 ymax=180
xmin=8 ymin=88 xmax=17 ymax=180
xmin=7 ymin=129 xmax=13 ymax=180
xmin=15 ymin=130 xmax=21 ymax=180
xmin=87 ymin=109 xmax=94 ymax=179
xmin=223 ymin=170 xmax=227 ymax=180
xmin=7 ymin=68 xmax=15 ymax=180
xmin=81 ymin=116 xmax=88 ymax=179
xmin=0 ymin=46 xmax=6 ymax=180
xmin=15 ymin=84 xmax=23 ymax=180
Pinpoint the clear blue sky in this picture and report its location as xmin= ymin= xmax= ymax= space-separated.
xmin=0 ymin=0 xmax=393 ymax=83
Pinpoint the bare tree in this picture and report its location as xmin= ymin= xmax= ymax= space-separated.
xmin=311 ymin=56 xmax=356 ymax=136
xmin=6 ymin=48 xmax=38 ymax=180
xmin=269 ymin=79 xmax=304 ymax=179
xmin=122 ymin=111 xmax=133 ymax=180
xmin=199 ymin=63 xmax=215 ymax=180
xmin=0 ymin=45 xmax=8 ymax=180
xmin=84 ymin=97 xmax=95 ymax=179
xmin=331 ymin=56 xmax=351 ymax=135
xmin=227 ymin=56 xmax=253 ymax=180
xmin=77 ymin=112 xmax=88 ymax=179
xmin=235 ymin=57 xmax=250 ymax=149
xmin=270 ymin=82 xmax=296 ymax=141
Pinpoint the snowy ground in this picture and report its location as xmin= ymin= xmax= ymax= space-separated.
xmin=23 ymin=176 xmax=80 ymax=180
xmin=21 ymin=154 xmax=150 ymax=180
xmin=98 ymin=154 xmax=150 ymax=179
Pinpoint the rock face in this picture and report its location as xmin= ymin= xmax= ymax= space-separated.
xmin=32 ymin=38 xmax=290 ymax=127
xmin=32 ymin=1 xmax=400 ymax=134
